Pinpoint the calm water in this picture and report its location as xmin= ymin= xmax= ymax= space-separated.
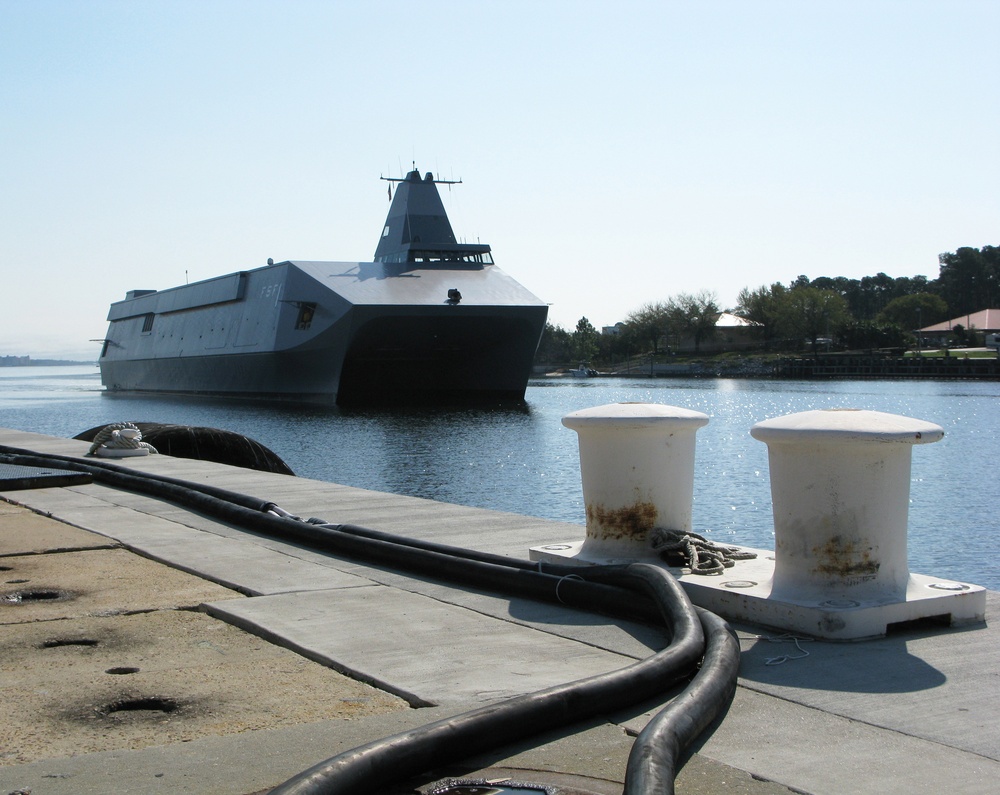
xmin=1 ymin=365 xmax=997 ymax=590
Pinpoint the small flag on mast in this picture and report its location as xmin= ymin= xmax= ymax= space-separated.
xmin=387 ymin=183 xmax=392 ymax=200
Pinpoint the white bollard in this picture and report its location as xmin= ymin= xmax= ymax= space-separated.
xmin=674 ymin=405 xmax=983 ymax=641
xmin=532 ymin=404 xmax=984 ymax=640
xmin=533 ymin=402 xmax=984 ymax=639
xmin=749 ymin=408 xmax=943 ymax=602
xmin=558 ymin=402 xmax=710 ymax=561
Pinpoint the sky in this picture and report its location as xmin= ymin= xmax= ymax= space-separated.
xmin=2 ymin=0 xmax=997 ymax=360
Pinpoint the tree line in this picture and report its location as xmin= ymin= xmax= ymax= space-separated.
xmin=536 ymin=244 xmax=999 ymax=365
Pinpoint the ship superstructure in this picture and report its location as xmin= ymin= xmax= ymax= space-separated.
xmin=98 ymin=169 xmax=547 ymax=404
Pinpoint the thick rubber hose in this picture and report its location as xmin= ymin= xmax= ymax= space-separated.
xmin=0 ymin=447 xmax=626 ymax=588
xmin=268 ymin=563 xmax=703 ymax=795
xmin=624 ymin=608 xmax=741 ymax=795
xmin=0 ymin=446 xmax=660 ymax=625
xmin=0 ymin=444 xmax=741 ymax=794
xmin=3 ymin=443 xmax=597 ymax=583
xmin=0 ymin=446 xmax=273 ymax=511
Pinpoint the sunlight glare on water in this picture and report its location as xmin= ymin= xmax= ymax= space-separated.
xmin=0 ymin=366 xmax=997 ymax=589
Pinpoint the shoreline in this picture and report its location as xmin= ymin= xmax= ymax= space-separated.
xmin=542 ymin=349 xmax=1000 ymax=380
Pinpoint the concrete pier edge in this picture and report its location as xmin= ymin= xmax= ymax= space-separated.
xmin=1 ymin=427 xmax=997 ymax=795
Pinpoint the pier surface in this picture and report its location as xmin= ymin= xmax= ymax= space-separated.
xmin=1 ymin=427 xmax=997 ymax=794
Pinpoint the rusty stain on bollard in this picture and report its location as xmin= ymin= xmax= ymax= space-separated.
xmin=585 ymin=501 xmax=658 ymax=541
xmin=812 ymin=535 xmax=881 ymax=581
xmin=751 ymin=408 xmax=946 ymax=605
xmin=557 ymin=403 xmax=710 ymax=561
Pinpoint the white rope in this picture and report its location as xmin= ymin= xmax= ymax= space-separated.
xmin=266 ymin=504 xmax=299 ymax=520
xmin=650 ymin=527 xmax=756 ymax=575
xmin=87 ymin=422 xmax=157 ymax=455
xmin=757 ymin=633 xmax=813 ymax=665
xmin=555 ymin=574 xmax=584 ymax=604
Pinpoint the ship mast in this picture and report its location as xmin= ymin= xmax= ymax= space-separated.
xmin=380 ymin=161 xmax=462 ymax=185
xmin=373 ymin=166 xmax=491 ymax=266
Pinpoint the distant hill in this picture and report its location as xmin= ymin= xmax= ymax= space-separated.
xmin=0 ymin=355 xmax=94 ymax=367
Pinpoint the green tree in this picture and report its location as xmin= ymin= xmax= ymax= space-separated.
xmin=810 ymin=276 xmax=860 ymax=315
xmin=534 ymin=322 xmax=573 ymax=364
xmin=598 ymin=322 xmax=629 ymax=367
xmin=624 ymin=302 xmax=669 ymax=355
xmin=877 ymin=293 xmax=949 ymax=331
xmin=950 ymin=323 xmax=982 ymax=347
xmin=841 ymin=320 xmax=910 ymax=351
xmin=666 ymin=291 xmax=720 ymax=353
xmin=798 ymin=273 xmax=933 ymax=322
xmin=781 ymin=286 xmax=851 ymax=354
xmin=857 ymin=273 xmax=898 ymax=319
xmin=735 ymin=283 xmax=788 ymax=349
xmin=891 ymin=274 xmax=930 ymax=298
xmin=572 ymin=316 xmax=600 ymax=363
xmin=937 ymin=246 xmax=1000 ymax=316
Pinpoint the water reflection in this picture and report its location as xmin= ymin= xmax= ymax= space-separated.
xmin=1 ymin=367 xmax=997 ymax=589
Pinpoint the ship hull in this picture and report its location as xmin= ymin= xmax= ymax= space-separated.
xmin=100 ymin=311 xmax=544 ymax=404
xmin=99 ymin=260 xmax=547 ymax=405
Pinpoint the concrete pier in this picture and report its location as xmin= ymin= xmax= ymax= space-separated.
xmin=1 ymin=426 xmax=997 ymax=795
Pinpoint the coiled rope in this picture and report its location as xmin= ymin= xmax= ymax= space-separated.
xmin=651 ymin=527 xmax=757 ymax=575
xmin=86 ymin=422 xmax=158 ymax=456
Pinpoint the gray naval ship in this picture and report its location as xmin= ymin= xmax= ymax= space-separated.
xmin=98 ymin=169 xmax=548 ymax=404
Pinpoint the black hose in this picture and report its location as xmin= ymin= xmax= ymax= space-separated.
xmin=0 ymin=446 xmax=273 ymax=511
xmin=0 ymin=446 xmax=659 ymax=624
xmin=2 ymin=441 xmax=600 ymax=581
xmin=268 ymin=563 xmax=704 ymax=795
xmin=1 ymin=444 xmax=657 ymax=605
xmin=624 ymin=608 xmax=741 ymax=795
xmin=0 ymin=443 xmax=741 ymax=794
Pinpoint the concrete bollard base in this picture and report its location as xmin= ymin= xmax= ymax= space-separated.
xmin=529 ymin=541 xmax=986 ymax=640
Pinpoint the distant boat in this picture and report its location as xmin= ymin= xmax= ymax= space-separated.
xmin=98 ymin=169 xmax=548 ymax=404
xmin=569 ymin=364 xmax=599 ymax=378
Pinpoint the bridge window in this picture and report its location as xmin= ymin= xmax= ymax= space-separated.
xmin=295 ymin=303 xmax=317 ymax=329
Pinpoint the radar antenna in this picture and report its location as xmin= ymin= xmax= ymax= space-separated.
xmin=380 ymin=163 xmax=462 ymax=185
